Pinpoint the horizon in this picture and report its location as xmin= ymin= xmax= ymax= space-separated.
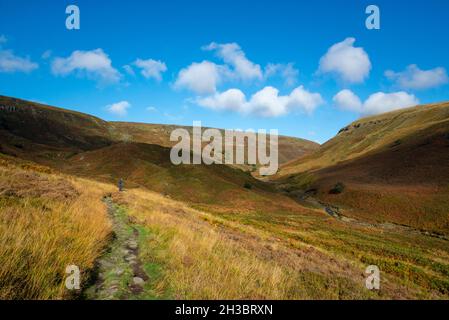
xmin=4 ymin=93 xmax=449 ymax=146
xmin=1 ymin=0 xmax=449 ymax=144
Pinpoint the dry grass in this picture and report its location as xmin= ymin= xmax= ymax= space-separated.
xmin=113 ymin=189 xmax=381 ymax=299
xmin=1 ymin=156 xmax=448 ymax=299
xmin=112 ymin=183 xmax=449 ymax=300
xmin=275 ymin=102 xmax=449 ymax=233
xmin=279 ymin=101 xmax=449 ymax=176
xmin=0 ymin=159 xmax=113 ymax=299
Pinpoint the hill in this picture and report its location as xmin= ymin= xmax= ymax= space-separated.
xmin=276 ymin=102 xmax=449 ymax=233
xmin=111 ymin=122 xmax=319 ymax=167
xmin=0 ymin=95 xmax=315 ymax=212
xmin=1 ymin=95 xmax=449 ymax=299
xmin=0 ymin=96 xmax=115 ymax=165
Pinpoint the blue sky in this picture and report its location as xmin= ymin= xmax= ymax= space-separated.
xmin=1 ymin=0 xmax=448 ymax=143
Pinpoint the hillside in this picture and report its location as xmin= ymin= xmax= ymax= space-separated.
xmin=0 ymin=95 xmax=315 ymax=212
xmin=276 ymin=102 xmax=449 ymax=233
xmin=1 ymin=95 xmax=449 ymax=299
xmin=111 ymin=122 xmax=319 ymax=166
xmin=0 ymin=96 xmax=118 ymax=170
xmin=0 ymin=95 xmax=318 ymax=170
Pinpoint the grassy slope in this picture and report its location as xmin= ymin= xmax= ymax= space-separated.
xmin=62 ymin=141 xmax=293 ymax=211
xmin=111 ymin=121 xmax=319 ymax=166
xmin=2 ymin=152 xmax=449 ymax=299
xmin=1 ymin=96 xmax=449 ymax=299
xmin=0 ymin=95 xmax=319 ymax=214
xmin=276 ymin=102 xmax=449 ymax=233
xmin=0 ymin=154 xmax=113 ymax=299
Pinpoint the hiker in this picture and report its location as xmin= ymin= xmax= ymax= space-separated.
xmin=118 ymin=178 xmax=124 ymax=192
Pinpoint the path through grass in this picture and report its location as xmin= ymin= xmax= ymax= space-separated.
xmin=84 ymin=198 xmax=166 ymax=300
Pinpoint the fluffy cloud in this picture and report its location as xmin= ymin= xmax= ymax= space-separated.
xmin=133 ymin=58 xmax=167 ymax=81
xmin=196 ymin=89 xmax=246 ymax=112
xmin=203 ymin=42 xmax=263 ymax=81
xmin=176 ymin=42 xmax=300 ymax=95
xmin=286 ymin=86 xmax=325 ymax=114
xmin=197 ymin=86 xmax=324 ymax=117
xmin=51 ymin=49 xmax=121 ymax=84
xmin=0 ymin=35 xmax=7 ymax=45
xmin=318 ymin=37 xmax=371 ymax=83
xmin=385 ymin=64 xmax=448 ymax=90
xmin=333 ymin=89 xmax=419 ymax=115
xmin=0 ymin=50 xmax=38 ymax=73
xmin=106 ymin=101 xmax=131 ymax=116
xmin=363 ymin=92 xmax=419 ymax=115
xmin=174 ymin=60 xmax=224 ymax=94
xmin=333 ymin=89 xmax=362 ymax=112
xmin=264 ymin=63 xmax=299 ymax=86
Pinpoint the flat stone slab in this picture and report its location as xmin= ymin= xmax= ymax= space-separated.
xmin=132 ymin=277 xmax=145 ymax=286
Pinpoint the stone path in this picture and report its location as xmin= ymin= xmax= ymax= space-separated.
xmin=83 ymin=197 xmax=149 ymax=299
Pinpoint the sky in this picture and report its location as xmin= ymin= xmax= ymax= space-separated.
xmin=0 ymin=0 xmax=448 ymax=143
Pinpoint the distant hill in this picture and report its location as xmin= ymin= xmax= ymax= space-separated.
xmin=111 ymin=122 xmax=319 ymax=167
xmin=0 ymin=95 xmax=315 ymax=211
xmin=2 ymin=95 xmax=449 ymax=232
xmin=0 ymin=96 xmax=318 ymax=167
xmin=276 ymin=102 xmax=449 ymax=233
xmin=0 ymin=96 xmax=113 ymax=164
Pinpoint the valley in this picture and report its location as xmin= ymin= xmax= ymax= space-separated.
xmin=1 ymin=95 xmax=448 ymax=299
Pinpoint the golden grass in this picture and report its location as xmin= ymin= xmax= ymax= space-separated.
xmin=0 ymin=160 xmax=113 ymax=299
xmin=113 ymin=189 xmax=378 ymax=299
xmin=279 ymin=101 xmax=449 ymax=176
xmin=1 ymin=155 xmax=448 ymax=300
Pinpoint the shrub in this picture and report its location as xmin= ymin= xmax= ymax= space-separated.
xmin=243 ymin=182 xmax=252 ymax=189
xmin=329 ymin=182 xmax=345 ymax=194
xmin=392 ymin=139 xmax=402 ymax=147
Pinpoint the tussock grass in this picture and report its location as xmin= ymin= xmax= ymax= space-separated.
xmin=0 ymin=161 xmax=113 ymax=299
xmin=1 ymin=155 xmax=448 ymax=300
xmin=113 ymin=189 xmax=379 ymax=299
xmin=116 ymin=185 xmax=449 ymax=299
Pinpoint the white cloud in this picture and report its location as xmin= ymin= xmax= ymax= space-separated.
xmin=247 ymin=87 xmax=288 ymax=117
xmin=146 ymin=106 xmax=158 ymax=112
xmin=333 ymin=89 xmax=363 ymax=112
xmin=264 ymin=63 xmax=299 ymax=86
xmin=133 ymin=58 xmax=167 ymax=81
xmin=0 ymin=35 xmax=7 ymax=45
xmin=363 ymin=92 xmax=419 ymax=115
xmin=385 ymin=64 xmax=448 ymax=90
xmin=197 ymin=86 xmax=324 ymax=117
xmin=106 ymin=101 xmax=131 ymax=116
xmin=286 ymin=86 xmax=324 ymax=114
xmin=41 ymin=50 xmax=52 ymax=59
xmin=51 ymin=49 xmax=121 ymax=84
xmin=123 ymin=64 xmax=135 ymax=76
xmin=333 ymin=89 xmax=419 ymax=115
xmin=318 ymin=37 xmax=371 ymax=83
xmin=203 ymin=42 xmax=263 ymax=81
xmin=0 ymin=50 xmax=38 ymax=73
xmin=196 ymin=88 xmax=246 ymax=112
xmin=176 ymin=42 xmax=300 ymax=95
xmin=174 ymin=60 xmax=224 ymax=94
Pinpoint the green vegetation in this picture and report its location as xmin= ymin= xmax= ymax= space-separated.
xmin=330 ymin=182 xmax=345 ymax=194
